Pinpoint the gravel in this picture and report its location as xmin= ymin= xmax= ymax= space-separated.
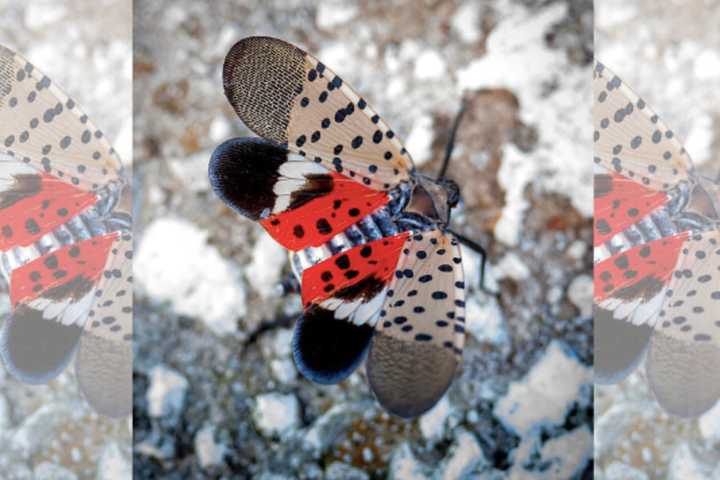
xmin=133 ymin=0 xmax=593 ymax=477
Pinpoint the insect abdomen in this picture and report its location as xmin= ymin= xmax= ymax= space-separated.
xmin=291 ymin=205 xmax=401 ymax=280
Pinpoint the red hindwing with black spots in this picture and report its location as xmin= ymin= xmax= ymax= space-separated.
xmin=301 ymin=232 xmax=408 ymax=307
xmin=260 ymin=172 xmax=390 ymax=251
xmin=10 ymin=233 xmax=117 ymax=308
xmin=594 ymin=172 xmax=669 ymax=246
xmin=0 ymin=170 xmax=97 ymax=250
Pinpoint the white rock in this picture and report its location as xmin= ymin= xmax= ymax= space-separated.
xmin=699 ymin=400 xmax=720 ymax=444
xmin=33 ymin=462 xmax=77 ymax=480
xmin=693 ymin=49 xmax=720 ymax=80
xmin=605 ymin=462 xmax=649 ymax=480
xmin=114 ymin=120 xmax=133 ymax=167
xmin=246 ymin=231 xmax=288 ymax=299
xmin=419 ymin=396 xmax=452 ymax=442
xmin=209 ymin=116 xmax=231 ymax=143
xmin=25 ymin=2 xmax=66 ymax=29
xmin=317 ymin=43 xmax=354 ymax=78
xmin=304 ymin=403 xmax=365 ymax=456
xmin=0 ymin=393 xmax=10 ymax=430
xmin=195 ymin=425 xmax=225 ymax=468
xmin=566 ymin=240 xmax=587 ymax=261
xmin=439 ymin=429 xmax=485 ymax=480
xmin=135 ymin=217 xmax=246 ymax=336
xmin=11 ymin=403 xmax=74 ymax=458
xmin=494 ymin=341 xmax=591 ymax=435
xmin=459 ymin=245 xmax=498 ymax=293
xmin=493 ymin=252 xmax=530 ymax=281
xmin=316 ymin=2 xmax=358 ymax=29
xmin=97 ymin=442 xmax=132 ymax=480
xmin=684 ymin=113 xmax=714 ymax=167
xmin=533 ymin=427 xmax=592 ymax=479
xmin=414 ymin=50 xmax=446 ymax=80
xmin=568 ymin=275 xmax=593 ymax=317
xmin=594 ymin=401 xmax=651 ymax=460
xmin=388 ymin=443 xmax=430 ymax=480
xmin=668 ymin=442 xmax=714 ymax=480
xmin=325 ymin=462 xmax=369 ymax=480
xmin=465 ymin=295 xmax=506 ymax=345
xmin=70 ymin=448 xmax=81 ymax=463
xmin=270 ymin=358 xmax=297 ymax=384
xmin=404 ymin=114 xmax=435 ymax=167
xmin=451 ymin=2 xmax=482 ymax=44
xmin=169 ymin=150 xmax=213 ymax=193
xmin=147 ymin=365 xmax=189 ymax=418
xmin=546 ymin=286 xmax=563 ymax=305
xmin=253 ymin=393 xmax=300 ymax=437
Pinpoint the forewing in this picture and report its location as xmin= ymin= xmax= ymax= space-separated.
xmin=0 ymin=45 xmax=124 ymax=192
xmin=223 ymin=36 xmax=413 ymax=191
xmin=656 ymin=230 xmax=720 ymax=346
xmin=76 ymin=229 xmax=132 ymax=418
xmin=367 ymin=229 xmax=465 ymax=418
xmin=593 ymin=61 xmax=693 ymax=191
xmin=209 ymin=137 xmax=390 ymax=250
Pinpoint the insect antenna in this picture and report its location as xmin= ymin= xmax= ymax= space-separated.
xmin=437 ymin=97 xmax=468 ymax=180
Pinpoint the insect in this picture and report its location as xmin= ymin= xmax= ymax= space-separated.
xmin=593 ymin=61 xmax=720 ymax=417
xmin=0 ymin=45 xmax=132 ymax=418
xmin=209 ymin=37 xmax=490 ymax=418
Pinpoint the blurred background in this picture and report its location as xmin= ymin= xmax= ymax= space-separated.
xmin=133 ymin=0 xmax=593 ymax=478
xmin=0 ymin=0 xmax=132 ymax=478
xmin=595 ymin=1 xmax=720 ymax=478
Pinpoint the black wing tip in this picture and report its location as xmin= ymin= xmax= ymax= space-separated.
xmin=224 ymin=36 xmax=303 ymax=64
xmin=593 ymin=307 xmax=652 ymax=385
xmin=0 ymin=306 xmax=82 ymax=385
xmin=292 ymin=306 xmax=374 ymax=385
xmin=208 ymin=137 xmax=288 ymax=220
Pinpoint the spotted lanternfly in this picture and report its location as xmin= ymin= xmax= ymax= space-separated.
xmin=209 ymin=37 xmax=490 ymax=418
xmin=593 ymin=61 xmax=720 ymax=417
xmin=0 ymin=45 xmax=132 ymax=418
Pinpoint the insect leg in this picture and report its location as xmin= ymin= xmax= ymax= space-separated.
xmin=277 ymin=272 xmax=301 ymax=296
xmin=447 ymin=228 xmax=494 ymax=295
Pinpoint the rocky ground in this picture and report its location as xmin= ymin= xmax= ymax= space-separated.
xmin=0 ymin=1 xmax=132 ymax=479
xmin=133 ymin=0 xmax=593 ymax=478
xmin=595 ymin=1 xmax=720 ymax=479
